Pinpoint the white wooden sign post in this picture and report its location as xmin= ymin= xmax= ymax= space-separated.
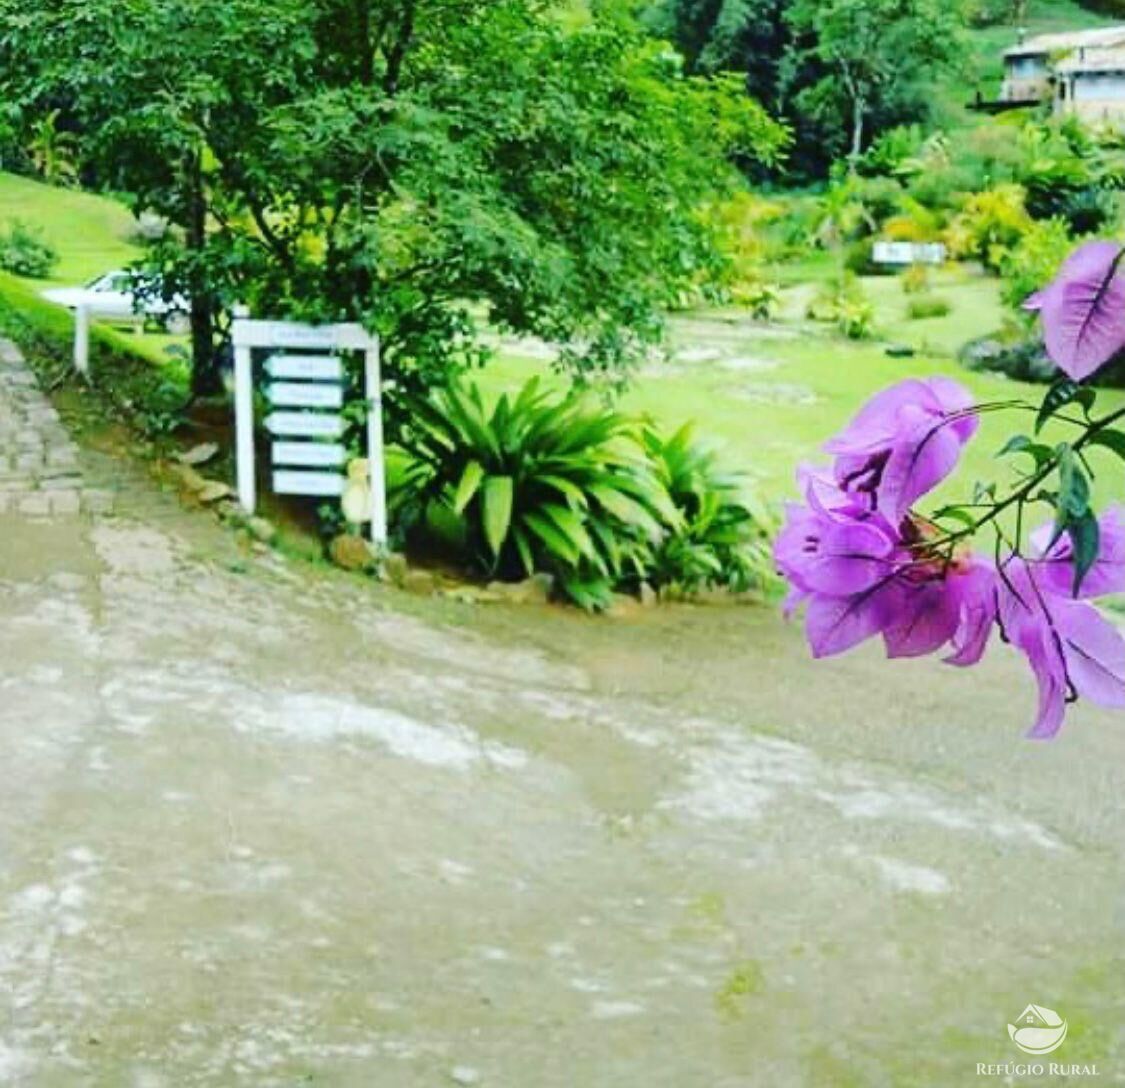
xmin=231 ymin=318 xmax=387 ymax=546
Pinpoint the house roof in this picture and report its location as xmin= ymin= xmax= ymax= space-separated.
xmin=1056 ymin=43 xmax=1125 ymax=74
xmin=1004 ymin=25 xmax=1125 ymax=59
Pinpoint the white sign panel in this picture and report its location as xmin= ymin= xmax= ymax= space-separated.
xmin=267 ymin=382 xmax=344 ymax=409
xmin=272 ymin=441 xmax=347 ymax=468
xmin=273 ymin=470 xmax=345 ymax=497
xmin=872 ymin=241 xmax=947 ymax=266
xmin=264 ymin=354 xmax=344 ymax=382
xmin=264 ymin=412 xmax=345 ymax=438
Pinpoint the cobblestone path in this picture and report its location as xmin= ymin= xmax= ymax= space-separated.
xmin=0 ymin=338 xmax=114 ymax=518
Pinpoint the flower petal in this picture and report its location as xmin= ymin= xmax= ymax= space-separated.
xmin=805 ymin=580 xmax=901 ymax=658
xmin=1036 ymin=240 xmax=1125 ymax=381
xmin=882 ymin=581 xmax=961 ymax=659
xmin=1056 ymin=600 xmax=1125 ymax=710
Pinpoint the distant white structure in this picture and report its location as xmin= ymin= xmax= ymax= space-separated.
xmin=989 ymin=25 xmax=1125 ymax=125
xmin=872 ymin=241 xmax=947 ymax=267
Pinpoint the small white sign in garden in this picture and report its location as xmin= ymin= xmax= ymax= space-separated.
xmin=871 ymin=241 xmax=947 ymax=266
xmin=231 ymin=318 xmax=386 ymax=545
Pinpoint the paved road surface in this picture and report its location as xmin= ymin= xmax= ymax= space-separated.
xmin=0 ymin=341 xmax=1122 ymax=1086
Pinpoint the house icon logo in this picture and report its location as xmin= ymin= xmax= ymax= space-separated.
xmin=1008 ymin=1004 xmax=1068 ymax=1055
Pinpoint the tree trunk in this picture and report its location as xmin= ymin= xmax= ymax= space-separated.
xmin=185 ymin=152 xmax=219 ymax=398
xmin=848 ymin=94 xmax=866 ymax=173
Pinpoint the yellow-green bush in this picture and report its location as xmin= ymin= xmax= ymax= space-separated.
xmin=944 ymin=184 xmax=1033 ymax=270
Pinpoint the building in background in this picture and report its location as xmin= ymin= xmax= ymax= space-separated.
xmin=974 ymin=25 xmax=1125 ymax=116
xmin=1054 ymin=45 xmax=1125 ymax=124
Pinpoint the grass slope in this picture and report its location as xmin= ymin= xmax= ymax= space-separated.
xmin=0 ymin=172 xmax=140 ymax=286
xmin=0 ymin=173 xmax=174 ymax=366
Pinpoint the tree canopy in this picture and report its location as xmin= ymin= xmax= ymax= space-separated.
xmin=0 ymin=0 xmax=789 ymax=409
xmin=642 ymin=0 xmax=963 ymax=177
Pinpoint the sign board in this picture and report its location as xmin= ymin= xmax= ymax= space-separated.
xmin=231 ymin=318 xmax=386 ymax=545
xmin=273 ymin=470 xmax=346 ymax=497
xmin=272 ymin=442 xmax=347 ymax=468
xmin=872 ymin=241 xmax=947 ymax=267
xmin=264 ymin=411 xmax=346 ymax=438
xmin=264 ymin=354 xmax=344 ymax=382
xmin=267 ymin=382 xmax=344 ymax=409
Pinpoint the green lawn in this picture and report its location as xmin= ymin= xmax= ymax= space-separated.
xmin=0 ymin=172 xmax=141 ymax=286
xmin=483 ymin=313 xmax=1125 ymax=517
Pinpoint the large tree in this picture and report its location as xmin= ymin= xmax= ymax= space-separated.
xmin=0 ymin=0 xmax=788 ymax=410
xmin=644 ymin=0 xmax=962 ymax=177
xmin=785 ymin=0 xmax=962 ymax=170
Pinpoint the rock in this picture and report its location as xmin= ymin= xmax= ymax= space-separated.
xmin=402 ymin=568 xmax=439 ymax=595
xmin=329 ymin=534 xmax=374 ymax=572
xmin=959 ymin=336 xmax=1056 ymax=383
xmin=449 ymin=1067 xmax=481 ymax=1086
xmin=197 ymin=480 xmax=233 ymax=504
xmin=381 ymin=551 xmax=409 ymax=587
xmin=246 ymin=516 xmax=277 ymax=544
xmin=485 ymin=573 xmax=554 ymax=605
xmin=606 ymin=593 xmax=642 ymax=619
xmin=176 ymin=441 xmax=219 ymax=466
xmin=638 ymin=581 xmax=658 ymax=607
xmin=170 ymin=464 xmax=208 ymax=493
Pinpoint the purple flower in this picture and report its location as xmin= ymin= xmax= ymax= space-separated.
xmin=885 ymin=555 xmax=997 ymax=662
xmin=1030 ymin=505 xmax=1125 ymax=599
xmin=824 ymin=378 xmax=979 ymax=523
xmin=1026 ymin=240 xmax=1125 ymax=381
xmin=997 ymin=559 xmax=1125 ymax=739
xmin=943 ymin=559 xmax=998 ymax=668
xmin=775 ymin=476 xmax=996 ymax=664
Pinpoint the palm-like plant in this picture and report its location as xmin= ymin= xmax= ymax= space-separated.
xmin=28 ymin=110 xmax=80 ymax=187
xmin=398 ymin=378 xmax=679 ymax=608
xmin=642 ymin=423 xmax=777 ymax=595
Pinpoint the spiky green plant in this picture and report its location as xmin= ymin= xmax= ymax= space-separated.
xmin=641 ymin=423 xmax=777 ymax=596
xmin=397 ymin=378 xmax=679 ymax=609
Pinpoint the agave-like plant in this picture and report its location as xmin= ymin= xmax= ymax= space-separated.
xmin=641 ymin=423 xmax=777 ymax=596
xmin=398 ymin=378 xmax=679 ymax=608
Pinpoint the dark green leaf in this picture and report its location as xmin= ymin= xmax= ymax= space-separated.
xmin=1086 ymin=429 xmax=1125 ymax=464
xmin=1036 ymin=378 xmax=1097 ymax=433
xmin=1067 ymin=511 xmax=1101 ymax=597
xmin=996 ymin=434 xmax=1054 ymax=469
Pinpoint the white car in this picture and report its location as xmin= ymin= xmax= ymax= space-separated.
xmin=42 ymin=271 xmax=191 ymax=334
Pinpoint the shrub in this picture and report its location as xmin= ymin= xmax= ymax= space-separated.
xmin=807 ymin=275 xmax=876 ymax=339
xmin=641 ymin=424 xmax=776 ymax=596
xmin=862 ymin=124 xmax=927 ymax=178
xmin=0 ymin=220 xmax=58 ymax=279
xmin=906 ymin=295 xmax=952 ymax=320
xmin=732 ymin=279 xmax=781 ymax=321
xmin=396 ymin=378 xmax=677 ymax=610
xmin=998 ymin=217 xmax=1074 ymax=311
xmin=900 ymin=264 xmax=930 ymax=294
xmin=394 ymin=379 xmax=778 ymax=608
xmin=843 ymin=238 xmax=874 ymax=275
xmin=944 ymin=184 xmax=1033 ymax=270
xmin=882 ymin=197 xmax=944 ymax=243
